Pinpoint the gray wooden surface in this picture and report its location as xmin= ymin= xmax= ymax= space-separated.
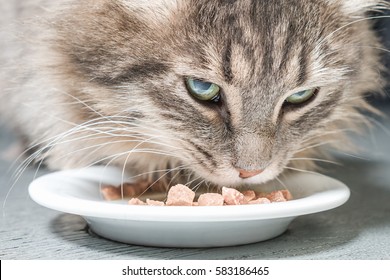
xmin=1 ymin=106 xmax=390 ymax=260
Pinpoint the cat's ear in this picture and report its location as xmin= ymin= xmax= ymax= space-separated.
xmin=329 ymin=0 xmax=388 ymax=15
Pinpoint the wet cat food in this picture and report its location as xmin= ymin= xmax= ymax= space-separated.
xmin=197 ymin=193 xmax=224 ymax=206
xmin=101 ymin=181 xmax=149 ymax=200
xmin=222 ymin=186 xmax=247 ymax=205
xmin=165 ymin=184 xmax=196 ymax=206
xmin=101 ymin=182 xmax=293 ymax=206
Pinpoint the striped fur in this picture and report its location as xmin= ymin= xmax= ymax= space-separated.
xmin=0 ymin=0 xmax=387 ymax=188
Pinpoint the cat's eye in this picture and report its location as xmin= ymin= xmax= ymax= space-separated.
xmin=185 ymin=78 xmax=221 ymax=102
xmin=285 ymin=88 xmax=318 ymax=105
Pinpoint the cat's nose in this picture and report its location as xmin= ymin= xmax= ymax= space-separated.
xmin=237 ymin=169 xmax=263 ymax=179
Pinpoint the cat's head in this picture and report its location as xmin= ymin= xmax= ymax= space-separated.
xmin=45 ymin=0 xmax=386 ymax=186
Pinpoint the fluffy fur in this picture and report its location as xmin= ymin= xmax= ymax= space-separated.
xmin=0 ymin=0 xmax=388 ymax=188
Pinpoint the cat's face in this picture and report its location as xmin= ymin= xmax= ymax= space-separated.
xmin=50 ymin=0 xmax=383 ymax=186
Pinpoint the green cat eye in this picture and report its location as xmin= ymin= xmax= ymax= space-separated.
xmin=285 ymin=88 xmax=317 ymax=104
xmin=185 ymin=78 xmax=221 ymax=102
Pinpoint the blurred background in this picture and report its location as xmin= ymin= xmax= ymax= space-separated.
xmin=371 ymin=9 xmax=390 ymax=107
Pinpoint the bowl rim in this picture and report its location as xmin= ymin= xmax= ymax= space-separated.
xmin=29 ymin=166 xmax=350 ymax=222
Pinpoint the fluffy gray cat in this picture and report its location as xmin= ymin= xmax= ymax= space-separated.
xmin=0 ymin=0 xmax=388 ymax=189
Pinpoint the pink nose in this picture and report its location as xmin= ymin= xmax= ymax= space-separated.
xmin=237 ymin=169 xmax=263 ymax=179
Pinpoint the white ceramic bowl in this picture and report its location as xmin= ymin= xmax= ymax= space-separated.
xmin=29 ymin=166 xmax=350 ymax=248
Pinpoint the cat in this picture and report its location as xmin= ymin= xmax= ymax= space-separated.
xmin=0 ymin=0 xmax=388 ymax=189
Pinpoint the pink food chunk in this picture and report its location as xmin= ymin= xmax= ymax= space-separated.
xmin=121 ymin=181 xmax=150 ymax=197
xmin=102 ymin=179 xmax=294 ymax=206
xmin=128 ymin=198 xmax=146 ymax=205
xmin=242 ymin=190 xmax=256 ymax=202
xmin=101 ymin=185 xmax=122 ymax=201
xmin=197 ymin=193 xmax=224 ymax=206
xmin=101 ymin=180 xmax=151 ymax=201
xmin=266 ymin=191 xmax=287 ymax=202
xmin=222 ymin=187 xmax=247 ymax=205
xmin=166 ymin=184 xmax=195 ymax=206
xmin=248 ymin=197 xmax=271 ymax=204
xmin=281 ymin=189 xmax=293 ymax=201
xmin=146 ymin=199 xmax=165 ymax=206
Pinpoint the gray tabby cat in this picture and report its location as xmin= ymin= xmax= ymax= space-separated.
xmin=0 ymin=0 xmax=388 ymax=188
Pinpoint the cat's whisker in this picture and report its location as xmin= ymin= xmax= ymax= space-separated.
xmin=166 ymin=167 xmax=187 ymax=188
xmin=121 ymin=164 xmax=191 ymax=183
xmin=135 ymin=166 xmax=189 ymax=198
xmin=275 ymin=176 xmax=289 ymax=191
xmin=284 ymin=166 xmax=327 ymax=177
xmin=204 ymin=180 xmax=214 ymax=193
xmin=347 ymin=112 xmax=390 ymax=137
xmin=319 ymin=14 xmax=390 ymax=47
xmin=348 ymin=45 xmax=390 ymax=55
xmin=13 ymin=112 xmax=186 ymax=165
xmin=74 ymin=147 xmax=185 ymax=169
xmin=300 ymin=127 xmax=355 ymax=143
xmin=289 ymin=157 xmax=342 ymax=166
xmin=187 ymin=175 xmax=206 ymax=192
xmin=2 ymin=150 xmax=50 ymax=214
xmin=54 ymin=89 xmax=180 ymax=134
xmin=118 ymin=133 xmax=175 ymax=191
xmin=331 ymin=151 xmax=371 ymax=161
xmin=118 ymin=144 xmax=191 ymax=197
xmin=11 ymin=135 xmax=184 ymax=190
xmin=52 ymin=118 xmax=183 ymax=142
xmin=9 ymin=105 xmax=200 ymax=191
xmin=56 ymin=89 xmax=108 ymax=119
xmin=44 ymin=134 xmax=186 ymax=160
xmin=192 ymin=178 xmax=207 ymax=193
xmin=186 ymin=172 xmax=206 ymax=189
xmin=11 ymin=116 xmax=187 ymax=172
xmin=296 ymin=140 xmax=339 ymax=153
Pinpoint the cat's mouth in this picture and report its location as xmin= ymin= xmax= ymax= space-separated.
xmin=196 ymin=162 xmax=281 ymax=187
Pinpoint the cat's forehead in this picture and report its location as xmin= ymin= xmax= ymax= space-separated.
xmin=174 ymin=0 xmax=346 ymax=89
xmin=183 ymin=0 xmax=342 ymax=36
